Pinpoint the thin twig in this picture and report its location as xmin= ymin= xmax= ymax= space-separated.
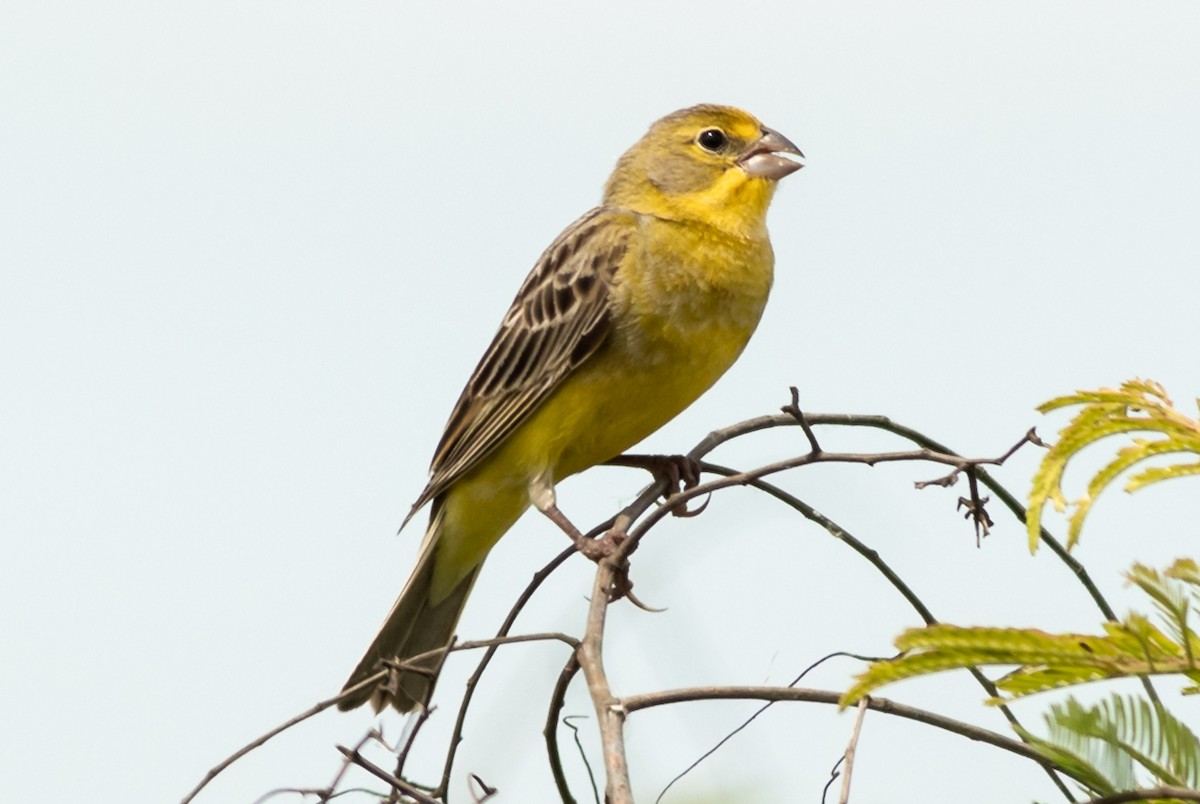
xmin=563 ymin=716 xmax=602 ymax=804
xmin=973 ymin=468 xmax=1162 ymax=708
xmin=820 ymin=411 xmax=1160 ymax=708
xmin=695 ymin=466 xmax=1075 ymax=802
xmin=434 ymin=546 xmax=577 ymax=799
xmin=394 ymin=636 xmax=457 ymax=790
xmin=654 ymin=651 xmax=882 ymax=804
xmin=679 ymin=404 xmax=1151 ymax=708
xmin=467 ymin=773 xmax=498 ymax=802
xmin=323 ymin=729 xmax=381 ymax=803
xmin=404 ymin=632 xmax=580 ymax=665
xmin=577 ymin=557 xmax=632 ymax=804
xmin=838 ymin=698 xmax=869 ymax=804
xmin=820 ymin=757 xmax=845 ymax=804
xmin=782 ymin=385 xmax=822 ymax=454
xmin=624 ymin=438 xmax=1040 ymax=557
xmin=1080 ymin=788 xmax=1200 ymax=804
xmin=180 ymin=671 xmax=388 ymax=804
xmin=621 ymin=687 xmax=1055 ymax=769
xmin=545 ymin=653 xmax=583 ymax=804
xmin=698 ymin=465 xmax=938 ymax=623
xmin=338 ymin=745 xmax=441 ymax=804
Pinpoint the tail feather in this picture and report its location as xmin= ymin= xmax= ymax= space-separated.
xmin=338 ymin=506 xmax=481 ymax=712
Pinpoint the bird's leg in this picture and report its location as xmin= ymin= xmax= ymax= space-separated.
xmin=531 ymin=477 xmax=655 ymax=605
xmin=540 ymin=502 xmax=627 ymax=561
xmin=530 ymin=476 xmax=626 ymax=561
xmin=605 ymin=453 xmax=706 ymax=516
xmin=536 ymin=497 xmax=651 ymax=605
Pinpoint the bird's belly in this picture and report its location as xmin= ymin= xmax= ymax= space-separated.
xmin=432 ymin=271 xmax=767 ymax=594
xmin=538 ymin=309 xmax=758 ymax=481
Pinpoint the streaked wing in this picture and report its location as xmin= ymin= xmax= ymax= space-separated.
xmin=405 ymin=206 xmax=631 ymax=520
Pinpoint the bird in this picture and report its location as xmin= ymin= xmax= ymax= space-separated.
xmin=339 ymin=104 xmax=803 ymax=712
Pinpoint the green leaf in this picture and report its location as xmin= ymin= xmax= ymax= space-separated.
xmin=1027 ymin=379 xmax=1200 ymax=552
xmin=1036 ymin=695 xmax=1200 ymax=790
xmin=842 ymin=563 xmax=1200 ymax=706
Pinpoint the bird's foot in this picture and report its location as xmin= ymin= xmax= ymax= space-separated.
xmin=606 ymin=453 xmax=705 ymax=516
xmin=538 ymin=504 xmax=661 ymax=608
xmin=575 ymin=527 xmax=628 ymax=562
xmin=540 ymin=502 xmax=629 ymax=561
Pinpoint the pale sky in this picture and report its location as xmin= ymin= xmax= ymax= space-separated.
xmin=3 ymin=2 xmax=1199 ymax=803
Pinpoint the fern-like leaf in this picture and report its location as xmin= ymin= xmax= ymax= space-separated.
xmin=842 ymin=560 xmax=1200 ymax=706
xmin=1030 ymin=694 xmax=1200 ymax=792
xmin=1027 ymin=379 xmax=1200 ymax=552
xmin=841 ymin=620 xmax=1195 ymax=705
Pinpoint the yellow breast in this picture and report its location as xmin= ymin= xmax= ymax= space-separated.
xmin=536 ymin=213 xmax=774 ymax=480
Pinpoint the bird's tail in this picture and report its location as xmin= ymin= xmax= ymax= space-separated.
xmin=338 ymin=505 xmax=481 ymax=712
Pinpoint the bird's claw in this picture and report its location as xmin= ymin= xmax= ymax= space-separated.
xmin=607 ymin=453 xmax=704 ymax=515
xmin=576 ymin=528 xmax=628 ymax=562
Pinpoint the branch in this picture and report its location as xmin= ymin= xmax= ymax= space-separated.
xmin=654 ymin=651 xmax=881 ymax=804
xmin=434 ymin=546 xmax=577 ymax=798
xmin=694 ymin=465 xmax=1074 ymax=801
xmin=337 ymin=744 xmax=442 ymax=804
xmin=676 ymin=404 xmax=1157 ymax=709
xmin=180 ymin=670 xmax=388 ymax=804
xmin=1080 ymin=788 xmax=1200 ymax=804
xmin=576 ymin=556 xmax=633 ymax=804
xmin=628 ymin=438 xmax=1038 ymax=554
xmin=545 ymin=653 xmax=584 ymax=804
xmin=621 ymin=686 xmax=1054 ymax=768
xmin=838 ymin=698 xmax=869 ymax=804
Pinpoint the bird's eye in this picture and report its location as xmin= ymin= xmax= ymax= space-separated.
xmin=696 ymin=128 xmax=728 ymax=153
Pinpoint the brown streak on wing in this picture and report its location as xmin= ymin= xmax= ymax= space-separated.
xmin=402 ymin=207 xmax=631 ymax=522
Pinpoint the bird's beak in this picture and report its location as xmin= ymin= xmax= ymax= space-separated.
xmin=738 ymin=127 xmax=805 ymax=180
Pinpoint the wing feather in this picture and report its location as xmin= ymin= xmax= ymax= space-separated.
xmin=404 ymin=207 xmax=632 ymax=521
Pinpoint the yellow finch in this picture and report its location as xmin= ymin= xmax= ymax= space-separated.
xmin=340 ymin=105 xmax=803 ymax=712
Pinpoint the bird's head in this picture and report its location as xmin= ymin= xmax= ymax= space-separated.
xmin=603 ymin=104 xmax=804 ymax=237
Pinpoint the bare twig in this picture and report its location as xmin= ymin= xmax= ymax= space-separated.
xmin=672 ymin=402 xmax=1151 ymax=709
xmin=624 ymin=443 xmax=1040 ymax=560
xmin=577 ymin=557 xmax=633 ymax=804
xmin=545 ymin=654 xmax=584 ymax=804
xmin=820 ymin=757 xmax=845 ymax=804
xmin=251 ymin=727 xmax=384 ymax=803
xmin=621 ymin=687 xmax=1054 ymax=769
xmin=325 ymin=729 xmax=381 ymax=803
xmin=818 ymin=412 xmax=1159 ymax=708
xmin=435 ymin=546 xmax=578 ymax=798
xmin=1080 ymin=789 xmax=1200 ymax=804
xmin=180 ymin=671 xmax=388 ymax=804
xmin=838 ymin=698 xmax=869 ymax=804
xmin=654 ymin=651 xmax=882 ymax=804
xmin=694 ymin=466 xmax=1074 ymax=801
xmin=338 ymin=744 xmax=441 ymax=803
xmin=781 ymin=385 xmax=822 ymax=455
xmin=393 ymin=636 xmax=457 ymax=790
xmin=563 ymin=716 xmax=602 ymax=804
xmin=467 ymin=773 xmax=498 ymax=802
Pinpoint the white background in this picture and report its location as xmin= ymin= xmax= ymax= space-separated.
xmin=3 ymin=2 xmax=1199 ymax=802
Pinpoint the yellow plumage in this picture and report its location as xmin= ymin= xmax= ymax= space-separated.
xmin=340 ymin=105 xmax=803 ymax=712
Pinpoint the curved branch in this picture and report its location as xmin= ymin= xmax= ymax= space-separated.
xmin=681 ymin=467 xmax=1075 ymax=802
xmin=179 ymin=671 xmax=389 ymax=804
xmin=1080 ymin=788 xmax=1200 ymax=804
xmin=577 ymin=557 xmax=633 ymax=803
xmin=337 ymin=745 xmax=441 ymax=804
xmin=621 ymin=686 xmax=1053 ymax=769
xmin=434 ymin=545 xmax=578 ymax=799
xmin=804 ymin=414 xmax=1158 ymax=707
xmin=642 ymin=407 xmax=1155 ymax=708
xmin=545 ymin=654 xmax=584 ymax=804
xmin=698 ymin=463 xmax=937 ymax=624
